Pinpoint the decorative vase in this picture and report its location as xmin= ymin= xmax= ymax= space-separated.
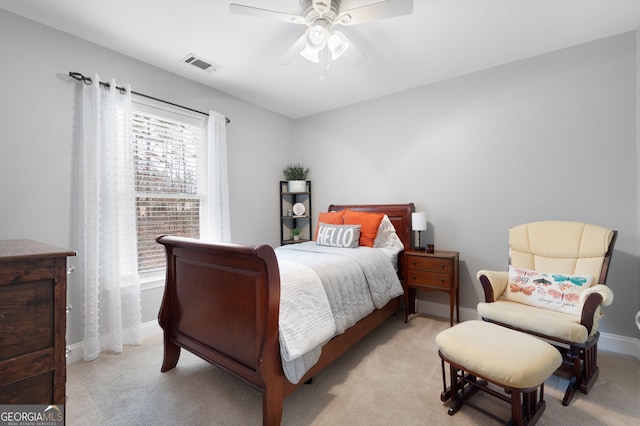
xmin=287 ymin=180 xmax=306 ymax=192
xmin=293 ymin=235 xmax=300 ymax=241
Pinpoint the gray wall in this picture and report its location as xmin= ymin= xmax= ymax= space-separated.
xmin=0 ymin=8 xmax=638 ymax=348
xmin=0 ymin=9 xmax=293 ymax=345
xmin=294 ymin=32 xmax=640 ymax=339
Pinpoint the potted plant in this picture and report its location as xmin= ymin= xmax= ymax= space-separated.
xmin=283 ymin=163 xmax=309 ymax=192
xmin=291 ymin=228 xmax=301 ymax=241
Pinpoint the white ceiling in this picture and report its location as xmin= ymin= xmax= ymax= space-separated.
xmin=1 ymin=0 xmax=639 ymax=118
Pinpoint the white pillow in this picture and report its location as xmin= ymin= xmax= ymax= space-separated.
xmin=373 ymin=215 xmax=404 ymax=252
xmin=373 ymin=215 xmax=404 ymax=269
xmin=501 ymin=266 xmax=593 ymax=316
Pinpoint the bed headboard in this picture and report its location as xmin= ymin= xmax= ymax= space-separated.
xmin=327 ymin=203 xmax=415 ymax=252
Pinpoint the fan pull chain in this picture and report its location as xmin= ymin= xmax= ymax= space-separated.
xmin=320 ymin=47 xmax=332 ymax=82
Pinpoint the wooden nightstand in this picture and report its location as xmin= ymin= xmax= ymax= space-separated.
xmin=404 ymin=250 xmax=459 ymax=326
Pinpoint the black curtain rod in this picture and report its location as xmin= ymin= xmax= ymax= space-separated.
xmin=68 ymin=72 xmax=230 ymax=124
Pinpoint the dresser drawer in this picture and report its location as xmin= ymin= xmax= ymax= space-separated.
xmin=407 ymin=270 xmax=451 ymax=289
xmin=406 ymin=256 xmax=452 ymax=273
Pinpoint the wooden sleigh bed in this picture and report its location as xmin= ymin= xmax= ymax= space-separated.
xmin=156 ymin=203 xmax=413 ymax=425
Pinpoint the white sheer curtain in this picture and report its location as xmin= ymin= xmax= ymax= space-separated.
xmin=77 ymin=74 xmax=141 ymax=361
xmin=207 ymin=110 xmax=231 ymax=242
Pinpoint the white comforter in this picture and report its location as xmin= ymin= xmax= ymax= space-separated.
xmin=275 ymin=242 xmax=404 ymax=383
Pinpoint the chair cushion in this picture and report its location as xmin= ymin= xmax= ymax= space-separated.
xmin=502 ymin=266 xmax=592 ymax=316
xmin=477 ymin=300 xmax=595 ymax=343
xmin=509 ymin=221 xmax=614 ymax=281
xmin=436 ymin=321 xmax=562 ymax=389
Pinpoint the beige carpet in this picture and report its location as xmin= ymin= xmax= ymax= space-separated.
xmin=66 ymin=315 xmax=640 ymax=425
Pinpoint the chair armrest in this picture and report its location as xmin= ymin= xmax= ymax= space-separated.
xmin=580 ymin=284 xmax=614 ymax=334
xmin=476 ymin=270 xmax=508 ymax=303
xmin=580 ymin=284 xmax=614 ymax=307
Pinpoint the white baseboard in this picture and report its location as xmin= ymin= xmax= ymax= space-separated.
xmin=66 ymin=320 xmax=162 ymax=364
xmin=598 ymin=331 xmax=640 ymax=359
xmin=415 ymin=299 xmax=640 ymax=360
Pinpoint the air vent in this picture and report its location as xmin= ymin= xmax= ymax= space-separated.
xmin=181 ymin=54 xmax=220 ymax=73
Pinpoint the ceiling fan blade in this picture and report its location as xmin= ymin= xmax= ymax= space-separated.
xmin=337 ymin=0 xmax=413 ymax=26
xmin=278 ymin=34 xmax=307 ymax=65
xmin=334 ymin=31 xmax=367 ymax=65
xmin=229 ymin=3 xmax=306 ymax=25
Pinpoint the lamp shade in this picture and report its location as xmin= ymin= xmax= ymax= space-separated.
xmin=411 ymin=212 xmax=428 ymax=231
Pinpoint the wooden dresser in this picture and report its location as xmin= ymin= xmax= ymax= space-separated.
xmin=0 ymin=240 xmax=75 ymax=404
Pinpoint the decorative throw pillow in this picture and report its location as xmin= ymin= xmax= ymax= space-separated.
xmin=373 ymin=215 xmax=404 ymax=252
xmin=316 ymin=223 xmax=361 ymax=248
xmin=343 ymin=210 xmax=385 ymax=247
xmin=314 ymin=210 xmax=345 ymax=240
xmin=501 ymin=266 xmax=593 ymax=316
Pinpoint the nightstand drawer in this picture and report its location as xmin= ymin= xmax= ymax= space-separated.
xmin=407 ymin=270 xmax=451 ymax=289
xmin=407 ymin=256 xmax=452 ymax=273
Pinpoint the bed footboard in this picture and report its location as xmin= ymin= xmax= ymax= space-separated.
xmin=156 ymin=235 xmax=284 ymax=424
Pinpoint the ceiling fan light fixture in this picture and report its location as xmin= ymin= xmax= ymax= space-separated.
xmin=300 ymin=45 xmax=321 ymax=63
xmin=300 ymin=24 xmax=328 ymax=63
xmin=327 ymin=31 xmax=349 ymax=60
xmin=305 ymin=24 xmax=328 ymax=48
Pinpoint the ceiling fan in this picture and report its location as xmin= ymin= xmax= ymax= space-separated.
xmin=229 ymin=0 xmax=414 ymax=70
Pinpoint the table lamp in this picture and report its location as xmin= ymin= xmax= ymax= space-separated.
xmin=411 ymin=212 xmax=427 ymax=251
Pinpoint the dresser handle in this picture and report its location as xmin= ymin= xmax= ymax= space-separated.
xmin=411 ymin=274 xmax=416 ymax=280
xmin=411 ymin=260 xmax=417 ymax=266
xmin=440 ymin=263 xmax=445 ymax=269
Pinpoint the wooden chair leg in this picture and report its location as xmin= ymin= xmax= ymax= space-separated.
xmin=440 ymin=358 xmax=452 ymax=402
xmin=562 ymin=349 xmax=580 ymax=405
xmin=525 ymin=386 xmax=547 ymax=426
xmin=580 ymin=343 xmax=599 ymax=394
xmin=560 ymin=340 xmax=601 ymax=406
xmin=510 ymin=389 xmax=523 ymax=425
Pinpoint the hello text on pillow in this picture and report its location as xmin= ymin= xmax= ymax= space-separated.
xmin=316 ymin=223 xmax=361 ymax=248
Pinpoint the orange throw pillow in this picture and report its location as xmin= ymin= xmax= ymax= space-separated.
xmin=343 ymin=210 xmax=384 ymax=247
xmin=315 ymin=210 xmax=345 ymax=240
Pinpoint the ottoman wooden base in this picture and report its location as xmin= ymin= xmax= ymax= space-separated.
xmin=436 ymin=321 xmax=562 ymax=426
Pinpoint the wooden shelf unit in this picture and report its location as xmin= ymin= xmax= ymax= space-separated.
xmin=280 ymin=180 xmax=312 ymax=245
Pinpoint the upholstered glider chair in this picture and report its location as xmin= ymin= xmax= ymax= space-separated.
xmin=476 ymin=221 xmax=617 ymax=406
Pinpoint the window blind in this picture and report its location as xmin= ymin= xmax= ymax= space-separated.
xmin=132 ymin=107 xmax=206 ymax=272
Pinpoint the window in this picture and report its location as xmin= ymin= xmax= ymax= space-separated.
xmin=132 ymin=99 xmax=207 ymax=272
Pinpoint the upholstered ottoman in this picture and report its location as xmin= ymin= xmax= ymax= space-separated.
xmin=435 ymin=321 xmax=562 ymax=426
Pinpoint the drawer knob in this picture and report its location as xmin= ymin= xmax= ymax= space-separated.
xmin=440 ymin=263 xmax=445 ymax=269
xmin=411 ymin=274 xmax=416 ymax=280
xmin=411 ymin=260 xmax=417 ymax=266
